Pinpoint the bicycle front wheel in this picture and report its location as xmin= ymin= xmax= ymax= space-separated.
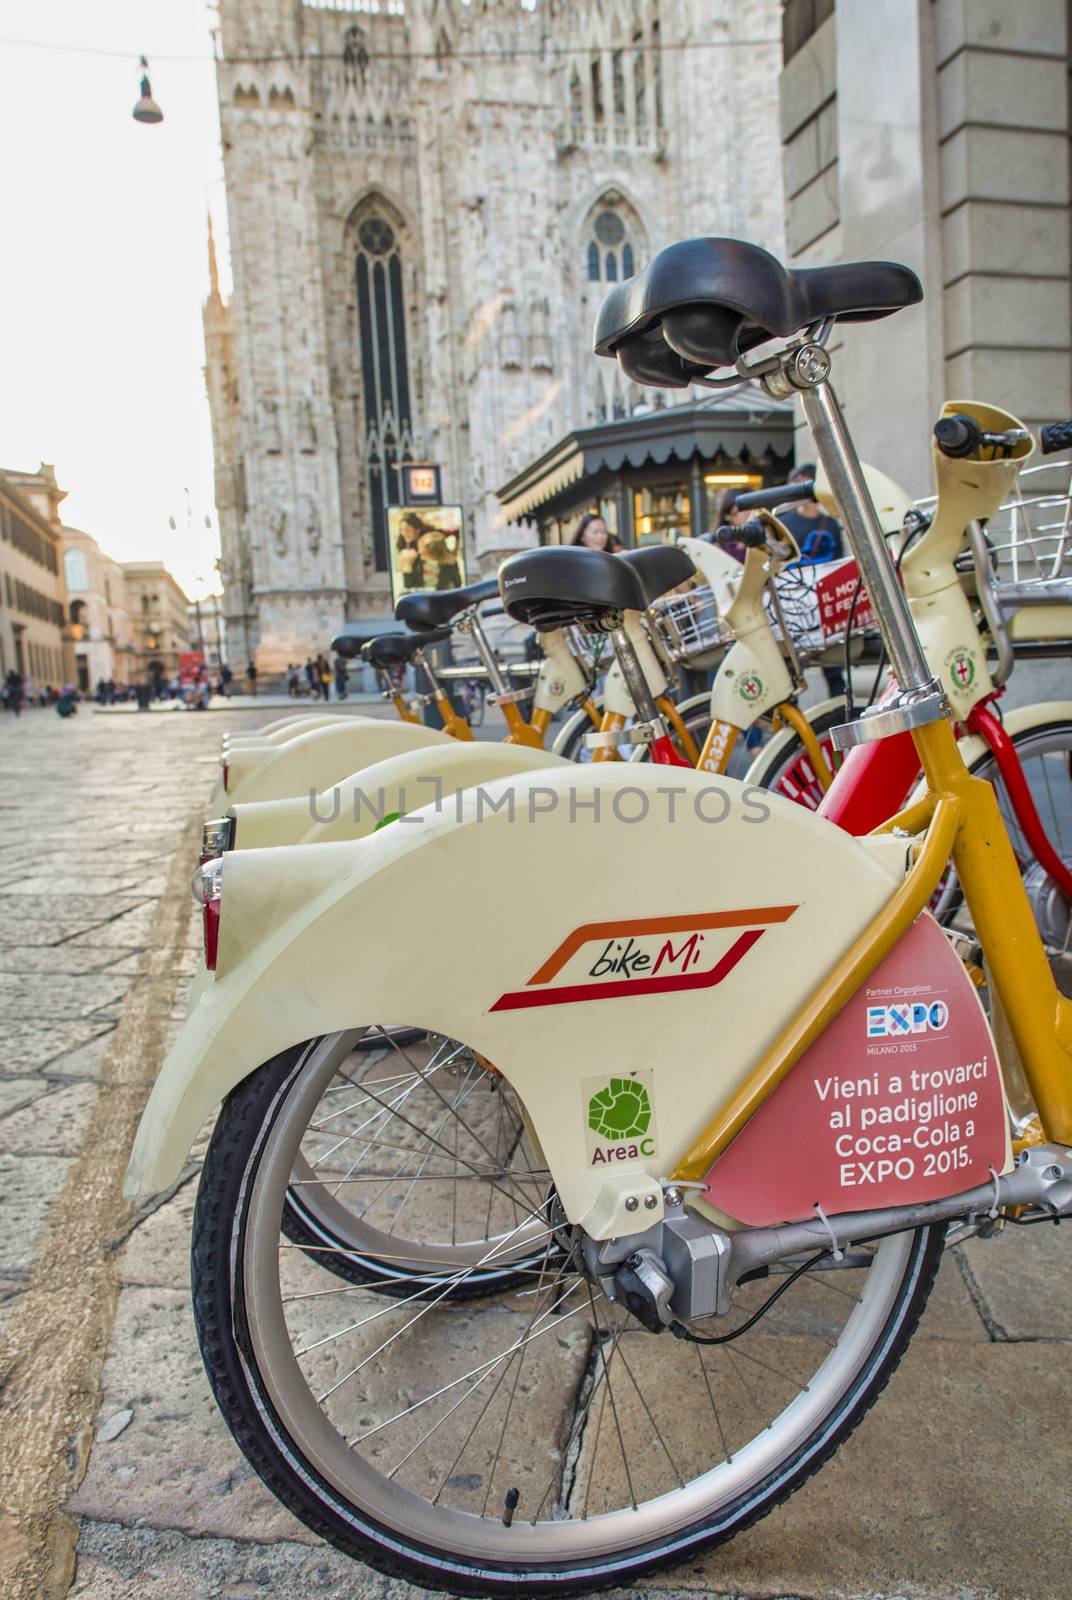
xmin=194 ymin=1033 xmax=943 ymax=1597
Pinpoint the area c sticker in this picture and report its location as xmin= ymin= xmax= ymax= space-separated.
xmin=584 ymin=1071 xmax=658 ymax=1167
xmin=489 ymin=906 xmax=798 ymax=1011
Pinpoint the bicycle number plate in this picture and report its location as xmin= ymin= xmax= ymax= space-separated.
xmin=703 ymin=914 xmax=1008 ymax=1225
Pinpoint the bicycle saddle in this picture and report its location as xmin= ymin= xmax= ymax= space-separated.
xmin=620 ymin=545 xmax=696 ymax=603
xmin=331 ymin=632 xmax=366 ymax=660
xmin=395 ymin=577 xmax=499 ymax=632
xmin=360 ymin=629 xmax=451 ymax=667
xmin=594 ymin=237 xmax=922 ymax=387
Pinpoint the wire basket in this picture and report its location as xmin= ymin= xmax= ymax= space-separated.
xmin=648 ymin=586 xmax=733 ymax=667
xmin=984 ymin=457 xmax=1072 ymax=590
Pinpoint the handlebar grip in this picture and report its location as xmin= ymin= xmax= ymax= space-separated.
xmin=1040 ymin=419 xmax=1072 ymax=455
xmin=715 ymin=521 xmax=766 ymax=549
xmin=734 ymin=481 xmax=813 ymax=511
xmin=933 ymin=413 xmax=981 ymax=459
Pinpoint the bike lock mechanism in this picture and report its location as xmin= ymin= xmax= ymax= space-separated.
xmin=760 ymin=337 xmax=949 ymax=751
xmin=581 ymin=1143 xmax=1072 ymax=1336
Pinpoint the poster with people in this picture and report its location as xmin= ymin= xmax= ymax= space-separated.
xmin=387 ymin=505 xmax=466 ymax=606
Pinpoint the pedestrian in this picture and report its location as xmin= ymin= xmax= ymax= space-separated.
xmin=56 ymin=685 xmax=78 ymax=718
xmin=304 ymin=656 xmax=317 ymax=696
xmin=220 ymin=663 xmax=233 ymax=698
xmin=333 ymin=651 xmax=348 ymax=701
xmin=5 ymin=669 xmax=23 ymax=717
xmin=316 ymin=653 xmax=331 ymax=702
xmin=778 ymin=463 xmax=844 ymax=563
xmin=778 ymin=462 xmax=846 ymax=697
xmin=571 ymin=512 xmax=622 ymax=553
xmin=246 ymin=660 xmax=258 ymax=697
xmin=287 ymin=664 xmax=300 ymax=698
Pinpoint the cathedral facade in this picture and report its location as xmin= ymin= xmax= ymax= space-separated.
xmin=204 ymin=0 xmax=784 ymax=670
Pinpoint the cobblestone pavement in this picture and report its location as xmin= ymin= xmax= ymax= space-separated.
xmin=0 ymin=706 xmax=1070 ymax=1600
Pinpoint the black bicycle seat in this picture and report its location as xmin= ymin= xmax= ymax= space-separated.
xmin=620 ymin=545 xmax=696 ymax=604
xmin=395 ymin=577 xmax=499 ymax=632
xmin=594 ymin=237 xmax=922 ymax=387
xmin=499 ymin=547 xmax=647 ymax=631
xmin=360 ymin=630 xmax=451 ymax=667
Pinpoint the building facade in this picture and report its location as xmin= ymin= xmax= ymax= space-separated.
xmin=60 ymin=528 xmax=137 ymax=690
xmin=205 ymin=0 xmax=785 ymax=671
xmin=121 ymin=562 xmax=192 ymax=686
xmin=777 ymin=0 xmax=1071 ymax=496
xmin=188 ymin=592 xmax=229 ymax=671
xmin=0 ymin=465 xmax=74 ymax=691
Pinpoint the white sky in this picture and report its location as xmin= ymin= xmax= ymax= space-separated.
xmin=0 ymin=2 xmax=230 ymax=597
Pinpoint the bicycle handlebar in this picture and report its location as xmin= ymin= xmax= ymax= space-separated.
xmin=713 ymin=521 xmax=768 ymax=549
xmin=1040 ymin=418 xmax=1072 ymax=456
xmin=933 ymin=413 xmax=1031 ymax=460
xmin=734 ymin=481 xmax=813 ymax=511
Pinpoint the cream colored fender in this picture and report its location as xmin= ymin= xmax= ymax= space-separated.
xmin=127 ymin=764 xmax=910 ymax=1234
xmin=224 ymin=712 xmax=357 ymax=749
xmin=224 ymin=719 xmax=451 ymax=806
xmin=741 ymin=695 xmax=847 ymax=786
xmin=230 ymin=742 xmax=571 ymax=849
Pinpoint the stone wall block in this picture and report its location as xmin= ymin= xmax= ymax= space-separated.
xmin=940 ymin=126 xmax=1070 ymax=210
xmin=938 ymin=49 xmax=1068 ymax=140
xmin=934 ymin=0 xmax=1068 ymax=68
xmin=787 ymin=167 xmax=840 ymax=256
xmin=944 ymin=275 xmax=1071 ymax=357
xmin=945 ymin=346 xmax=1072 ymax=421
xmin=942 ymin=200 xmax=1070 ymax=281
xmin=780 ymin=15 xmax=837 ymax=142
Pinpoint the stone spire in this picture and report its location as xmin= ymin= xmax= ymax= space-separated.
xmin=206 ymin=211 xmax=223 ymax=307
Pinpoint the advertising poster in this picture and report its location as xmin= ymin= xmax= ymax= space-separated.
xmin=387 ymin=504 xmax=466 ymax=607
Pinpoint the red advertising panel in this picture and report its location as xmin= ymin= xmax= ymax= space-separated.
xmin=178 ymin=652 xmax=206 ymax=685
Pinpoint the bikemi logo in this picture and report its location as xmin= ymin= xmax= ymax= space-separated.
xmin=583 ymin=1071 xmax=658 ymax=1166
xmin=489 ymin=906 xmax=798 ymax=1011
xmin=867 ymin=1000 xmax=950 ymax=1037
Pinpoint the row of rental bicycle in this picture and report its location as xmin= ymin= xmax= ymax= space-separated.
xmin=126 ymin=238 xmax=1072 ymax=1596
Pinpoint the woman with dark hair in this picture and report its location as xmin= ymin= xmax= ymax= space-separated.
xmin=396 ymin=515 xmax=426 ymax=591
xmin=571 ymin=512 xmax=621 ymax=552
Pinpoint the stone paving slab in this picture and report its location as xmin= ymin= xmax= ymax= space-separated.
xmin=0 ymin=1082 xmax=98 ymax=1156
xmin=0 ymin=1020 xmax=114 ymax=1075
xmin=0 ymin=1153 xmax=75 ymax=1273
xmin=0 ymin=946 xmax=141 ymax=976
xmin=69 ymin=1285 xmax=311 ymax=1545
xmin=0 ymin=973 xmax=133 ymax=1021
xmin=961 ymin=1223 xmax=1072 ymax=1341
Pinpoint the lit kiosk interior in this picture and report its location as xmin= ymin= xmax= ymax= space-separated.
xmin=495 ymin=386 xmax=794 ymax=548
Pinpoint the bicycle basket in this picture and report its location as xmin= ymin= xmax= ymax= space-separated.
xmin=769 ymin=559 xmax=877 ymax=656
xmin=648 ymin=586 xmax=732 ymax=667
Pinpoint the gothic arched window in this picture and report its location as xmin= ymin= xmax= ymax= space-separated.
xmin=583 ymin=200 xmax=642 ymax=288
xmin=354 ymin=204 xmax=413 ymax=571
xmin=582 ymin=194 xmax=650 ymax=423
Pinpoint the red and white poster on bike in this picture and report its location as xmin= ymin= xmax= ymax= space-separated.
xmin=814 ymin=557 xmax=876 ymax=639
xmin=702 ymin=913 xmax=1008 ymax=1225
